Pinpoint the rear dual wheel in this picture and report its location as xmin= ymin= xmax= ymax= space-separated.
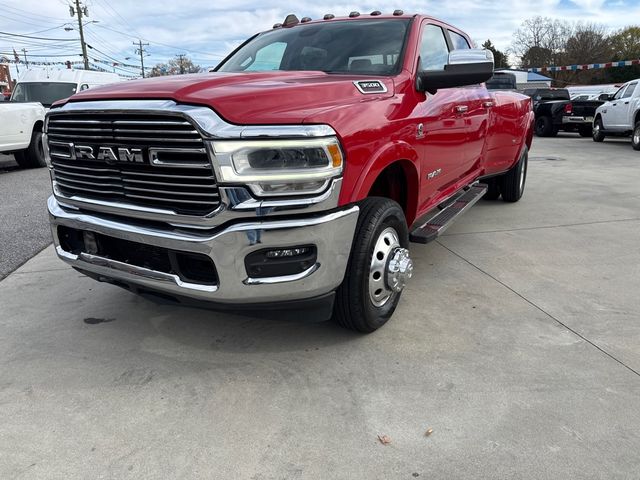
xmin=334 ymin=197 xmax=413 ymax=333
xmin=500 ymin=147 xmax=528 ymax=203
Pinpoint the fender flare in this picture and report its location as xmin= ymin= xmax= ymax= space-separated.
xmin=345 ymin=141 xmax=420 ymax=224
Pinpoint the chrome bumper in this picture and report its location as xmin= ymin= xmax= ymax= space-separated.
xmin=48 ymin=196 xmax=359 ymax=304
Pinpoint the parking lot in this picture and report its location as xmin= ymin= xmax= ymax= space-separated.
xmin=1 ymin=135 xmax=639 ymax=479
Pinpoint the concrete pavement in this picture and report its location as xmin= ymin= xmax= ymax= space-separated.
xmin=1 ymin=135 xmax=639 ymax=479
xmin=0 ymin=153 xmax=52 ymax=279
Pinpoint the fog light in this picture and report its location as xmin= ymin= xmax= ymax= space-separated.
xmin=245 ymin=246 xmax=317 ymax=278
xmin=265 ymin=247 xmax=310 ymax=258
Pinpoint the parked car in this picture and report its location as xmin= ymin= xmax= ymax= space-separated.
xmin=524 ymin=88 xmax=603 ymax=137
xmin=486 ymin=71 xmax=517 ymax=91
xmin=0 ymin=101 xmax=46 ymax=167
xmin=44 ymin=12 xmax=534 ymax=332
xmin=593 ymin=79 xmax=640 ymax=150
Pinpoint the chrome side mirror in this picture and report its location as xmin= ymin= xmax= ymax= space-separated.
xmin=417 ymin=49 xmax=494 ymax=95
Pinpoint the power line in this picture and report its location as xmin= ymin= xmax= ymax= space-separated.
xmin=94 ymin=24 xmax=224 ymax=58
xmin=0 ymin=2 xmax=68 ymax=22
xmin=0 ymin=30 xmax=77 ymax=41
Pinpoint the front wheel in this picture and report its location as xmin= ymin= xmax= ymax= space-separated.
xmin=14 ymin=129 xmax=46 ymax=169
xmin=333 ymin=197 xmax=412 ymax=333
xmin=632 ymin=122 xmax=640 ymax=151
xmin=593 ymin=118 xmax=605 ymax=142
xmin=500 ymin=147 xmax=528 ymax=203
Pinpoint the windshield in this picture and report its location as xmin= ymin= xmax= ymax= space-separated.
xmin=10 ymin=82 xmax=77 ymax=107
xmin=217 ymin=19 xmax=411 ymax=75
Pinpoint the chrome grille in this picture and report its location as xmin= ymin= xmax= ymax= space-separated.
xmin=47 ymin=113 xmax=219 ymax=216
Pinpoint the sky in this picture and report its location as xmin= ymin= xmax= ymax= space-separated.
xmin=1 ymin=0 xmax=640 ymax=79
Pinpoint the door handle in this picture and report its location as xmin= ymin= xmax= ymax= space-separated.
xmin=624 ymin=101 xmax=630 ymax=104
xmin=455 ymin=105 xmax=469 ymax=114
xmin=482 ymin=101 xmax=494 ymax=108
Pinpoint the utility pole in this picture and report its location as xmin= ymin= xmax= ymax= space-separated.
xmin=177 ymin=54 xmax=186 ymax=74
xmin=21 ymin=48 xmax=28 ymax=68
xmin=70 ymin=0 xmax=89 ymax=70
xmin=133 ymin=40 xmax=149 ymax=78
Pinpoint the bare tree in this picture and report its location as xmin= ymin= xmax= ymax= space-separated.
xmin=511 ymin=16 xmax=572 ymax=68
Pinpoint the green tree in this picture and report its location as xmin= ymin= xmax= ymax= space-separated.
xmin=482 ymin=40 xmax=510 ymax=69
xmin=607 ymin=26 xmax=640 ymax=83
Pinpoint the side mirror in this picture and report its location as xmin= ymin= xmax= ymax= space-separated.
xmin=417 ymin=49 xmax=494 ymax=95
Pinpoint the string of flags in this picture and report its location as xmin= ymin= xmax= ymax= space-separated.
xmin=0 ymin=56 xmax=142 ymax=70
xmin=529 ymin=59 xmax=640 ymax=73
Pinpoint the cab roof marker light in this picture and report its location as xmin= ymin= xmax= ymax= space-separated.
xmin=370 ymin=10 xmax=382 ymax=16
xmin=323 ymin=14 xmax=335 ymax=20
xmin=301 ymin=16 xmax=312 ymax=23
xmin=393 ymin=9 xmax=404 ymax=15
xmin=283 ymin=14 xmax=299 ymax=27
xmin=349 ymin=11 xmax=360 ymax=17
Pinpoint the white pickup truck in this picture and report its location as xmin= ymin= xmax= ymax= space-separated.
xmin=0 ymin=102 xmax=46 ymax=168
xmin=593 ymin=79 xmax=640 ymax=150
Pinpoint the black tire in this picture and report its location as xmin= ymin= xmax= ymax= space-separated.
xmin=593 ymin=117 xmax=605 ymax=142
xmin=534 ymin=116 xmax=554 ymax=137
xmin=500 ymin=147 xmax=528 ymax=203
xmin=632 ymin=121 xmax=640 ymax=151
xmin=483 ymin=178 xmax=501 ymax=200
xmin=333 ymin=197 xmax=409 ymax=333
xmin=14 ymin=128 xmax=46 ymax=169
xmin=578 ymin=125 xmax=592 ymax=137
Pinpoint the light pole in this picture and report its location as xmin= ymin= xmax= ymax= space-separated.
xmin=64 ymin=19 xmax=98 ymax=70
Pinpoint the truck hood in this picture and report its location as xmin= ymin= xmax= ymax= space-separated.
xmin=61 ymin=71 xmax=394 ymax=124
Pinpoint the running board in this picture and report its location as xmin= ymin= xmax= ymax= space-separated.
xmin=409 ymin=184 xmax=487 ymax=244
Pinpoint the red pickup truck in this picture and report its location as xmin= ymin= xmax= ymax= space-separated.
xmin=45 ymin=12 xmax=534 ymax=332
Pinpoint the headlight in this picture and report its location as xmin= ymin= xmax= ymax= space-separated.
xmin=208 ymin=137 xmax=343 ymax=197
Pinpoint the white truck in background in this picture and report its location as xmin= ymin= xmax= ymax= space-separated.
xmin=593 ymin=79 xmax=640 ymax=150
xmin=1 ymin=68 xmax=122 ymax=168
xmin=0 ymin=102 xmax=46 ymax=168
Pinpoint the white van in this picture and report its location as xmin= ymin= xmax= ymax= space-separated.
xmin=9 ymin=68 xmax=121 ymax=107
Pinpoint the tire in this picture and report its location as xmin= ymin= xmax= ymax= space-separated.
xmin=500 ymin=147 xmax=528 ymax=203
xmin=578 ymin=125 xmax=592 ymax=137
xmin=14 ymin=128 xmax=46 ymax=169
xmin=534 ymin=116 xmax=554 ymax=137
xmin=483 ymin=178 xmax=501 ymax=200
xmin=632 ymin=122 xmax=640 ymax=151
xmin=333 ymin=197 xmax=411 ymax=333
xmin=593 ymin=117 xmax=605 ymax=142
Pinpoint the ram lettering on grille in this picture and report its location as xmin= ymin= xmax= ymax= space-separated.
xmin=46 ymin=113 xmax=220 ymax=216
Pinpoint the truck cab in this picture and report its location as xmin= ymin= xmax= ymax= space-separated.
xmin=593 ymin=79 xmax=640 ymax=150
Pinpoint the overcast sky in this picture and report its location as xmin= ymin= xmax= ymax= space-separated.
xmin=1 ymin=0 xmax=639 ymax=78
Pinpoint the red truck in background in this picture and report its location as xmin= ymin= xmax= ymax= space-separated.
xmin=45 ymin=12 xmax=534 ymax=332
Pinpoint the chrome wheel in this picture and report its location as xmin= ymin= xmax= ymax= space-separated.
xmin=368 ymin=227 xmax=413 ymax=307
xmin=633 ymin=129 xmax=640 ymax=146
xmin=519 ymin=156 xmax=526 ymax=193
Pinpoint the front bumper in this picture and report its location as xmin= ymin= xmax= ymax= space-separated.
xmin=48 ymin=196 xmax=359 ymax=305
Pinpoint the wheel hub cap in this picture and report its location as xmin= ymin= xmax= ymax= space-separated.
xmin=368 ymin=227 xmax=412 ymax=307
xmin=387 ymin=248 xmax=413 ymax=293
